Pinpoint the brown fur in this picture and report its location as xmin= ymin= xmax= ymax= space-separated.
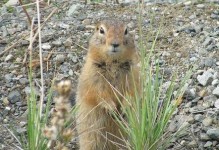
xmin=76 ymin=19 xmax=139 ymax=150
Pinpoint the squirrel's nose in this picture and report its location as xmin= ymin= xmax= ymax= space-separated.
xmin=111 ymin=43 xmax=119 ymax=48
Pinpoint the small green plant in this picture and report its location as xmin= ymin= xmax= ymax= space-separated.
xmin=113 ymin=3 xmax=192 ymax=150
xmin=7 ymin=6 xmax=15 ymax=13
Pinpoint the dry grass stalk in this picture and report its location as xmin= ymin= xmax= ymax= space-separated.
xmin=43 ymin=80 xmax=73 ymax=150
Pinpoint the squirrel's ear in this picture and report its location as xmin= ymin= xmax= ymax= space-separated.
xmin=95 ymin=22 xmax=101 ymax=31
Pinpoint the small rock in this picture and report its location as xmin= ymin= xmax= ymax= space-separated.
xmin=197 ymin=71 xmax=213 ymax=86
xmin=63 ymin=38 xmax=72 ymax=47
xmin=198 ymin=89 xmax=207 ymax=97
xmin=82 ymin=19 xmax=91 ymax=25
xmin=184 ymin=1 xmax=191 ymax=6
xmin=187 ymin=116 xmax=195 ymax=124
xmin=187 ymin=140 xmax=198 ymax=148
xmin=196 ymin=4 xmax=205 ymax=9
xmin=203 ymin=37 xmax=213 ymax=47
xmin=194 ymin=25 xmax=203 ymax=33
xmin=204 ymin=141 xmax=212 ymax=147
xmin=214 ymin=99 xmax=219 ymax=108
xmin=212 ymin=79 xmax=219 ymax=86
xmin=211 ymin=14 xmax=219 ymax=19
xmin=52 ymin=39 xmax=62 ymax=46
xmin=206 ymin=44 xmax=216 ymax=52
xmin=194 ymin=114 xmax=204 ymax=122
xmin=69 ymin=69 xmax=73 ymax=76
xmin=200 ymin=133 xmax=210 ymax=141
xmin=42 ymin=43 xmax=51 ymax=50
xmin=202 ymin=117 xmax=213 ymax=126
xmin=2 ymin=98 xmax=9 ymax=106
xmin=213 ymin=87 xmax=219 ymax=97
xmin=204 ymin=58 xmax=215 ymax=67
xmin=77 ymin=25 xmax=85 ymax=31
xmin=207 ymin=128 xmax=219 ymax=140
xmin=19 ymin=78 xmax=28 ymax=85
xmin=55 ymin=54 xmax=65 ymax=63
xmin=8 ymin=90 xmax=21 ymax=104
xmin=5 ymin=54 xmax=13 ymax=62
xmin=59 ymin=23 xmax=69 ymax=29
xmin=66 ymin=4 xmax=81 ymax=16
xmin=183 ymin=88 xmax=196 ymax=100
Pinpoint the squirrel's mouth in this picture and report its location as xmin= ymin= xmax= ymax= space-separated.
xmin=108 ymin=47 xmax=121 ymax=55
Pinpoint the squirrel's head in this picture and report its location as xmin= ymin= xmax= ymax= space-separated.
xmin=89 ymin=19 xmax=135 ymax=59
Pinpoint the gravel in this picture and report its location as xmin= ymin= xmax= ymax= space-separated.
xmin=0 ymin=0 xmax=219 ymax=149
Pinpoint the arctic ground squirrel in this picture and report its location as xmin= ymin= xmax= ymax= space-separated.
xmin=76 ymin=19 xmax=140 ymax=150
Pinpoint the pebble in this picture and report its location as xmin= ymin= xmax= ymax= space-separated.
xmin=8 ymin=90 xmax=21 ymax=104
xmin=197 ymin=71 xmax=213 ymax=86
xmin=187 ymin=140 xmax=198 ymax=148
xmin=207 ymin=128 xmax=219 ymax=140
xmin=202 ymin=117 xmax=213 ymax=126
xmin=203 ymin=37 xmax=213 ymax=47
xmin=213 ymin=87 xmax=219 ymax=97
xmin=63 ymin=38 xmax=72 ymax=47
xmin=200 ymin=133 xmax=210 ymax=141
xmin=196 ymin=4 xmax=205 ymax=9
xmin=194 ymin=114 xmax=204 ymax=122
xmin=2 ymin=98 xmax=9 ymax=106
xmin=55 ymin=54 xmax=65 ymax=63
xmin=66 ymin=4 xmax=81 ymax=16
xmin=212 ymin=79 xmax=219 ymax=86
xmin=52 ymin=39 xmax=62 ymax=46
xmin=214 ymin=99 xmax=219 ymax=108
xmin=42 ymin=43 xmax=51 ymax=50
xmin=4 ymin=54 xmax=13 ymax=62
xmin=19 ymin=78 xmax=28 ymax=85
xmin=204 ymin=141 xmax=212 ymax=147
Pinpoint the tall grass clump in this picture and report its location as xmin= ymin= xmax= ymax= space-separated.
xmin=113 ymin=3 xmax=192 ymax=150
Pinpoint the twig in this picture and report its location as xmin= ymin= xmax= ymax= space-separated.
xmin=18 ymin=0 xmax=32 ymax=26
xmin=72 ymin=41 xmax=87 ymax=51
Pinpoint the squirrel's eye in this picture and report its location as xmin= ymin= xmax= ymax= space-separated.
xmin=100 ymin=27 xmax=105 ymax=34
xmin=124 ymin=28 xmax=128 ymax=35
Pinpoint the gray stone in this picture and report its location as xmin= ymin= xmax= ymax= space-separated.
xmin=204 ymin=58 xmax=215 ymax=67
xmin=63 ymin=38 xmax=72 ymax=47
xmin=211 ymin=14 xmax=219 ymax=19
xmin=203 ymin=37 xmax=213 ymax=47
xmin=19 ymin=78 xmax=28 ymax=85
xmin=204 ymin=141 xmax=212 ymax=147
xmin=42 ymin=43 xmax=51 ymax=50
xmin=213 ymin=87 xmax=219 ymax=97
xmin=194 ymin=25 xmax=203 ymax=33
xmin=207 ymin=128 xmax=219 ymax=140
xmin=202 ymin=117 xmax=213 ymax=126
xmin=5 ymin=74 xmax=13 ymax=83
xmin=55 ymin=54 xmax=65 ymax=63
xmin=197 ymin=71 xmax=213 ymax=86
xmin=196 ymin=4 xmax=205 ymax=9
xmin=206 ymin=44 xmax=217 ymax=52
xmin=183 ymin=88 xmax=196 ymax=100
xmin=8 ymin=90 xmax=21 ymax=104
xmin=4 ymin=54 xmax=13 ymax=62
xmin=52 ymin=40 xmax=62 ymax=46
xmin=187 ymin=140 xmax=198 ymax=148
xmin=194 ymin=114 xmax=204 ymax=122
xmin=200 ymin=133 xmax=210 ymax=141
xmin=214 ymin=99 xmax=219 ymax=108
xmin=66 ymin=4 xmax=81 ymax=16
xmin=212 ymin=79 xmax=219 ymax=86
xmin=77 ymin=25 xmax=85 ymax=31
